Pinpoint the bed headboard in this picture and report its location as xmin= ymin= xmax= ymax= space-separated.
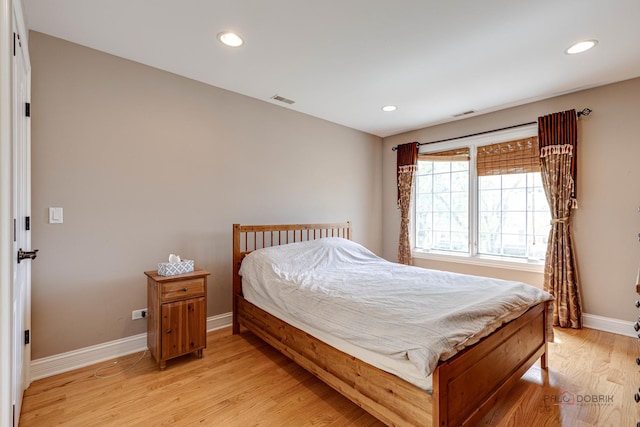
xmin=232 ymin=222 xmax=351 ymax=333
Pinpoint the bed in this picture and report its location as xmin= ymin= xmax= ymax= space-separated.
xmin=232 ymin=222 xmax=551 ymax=427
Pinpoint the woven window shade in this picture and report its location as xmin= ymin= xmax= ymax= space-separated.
xmin=476 ymin=137 xmax=540 ymax=176
xmin=419 ymin=147 xmax=470 ymax=162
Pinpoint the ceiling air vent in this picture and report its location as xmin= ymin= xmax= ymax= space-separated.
xmin=271 ymin=94 xmax=295 ymax=105
xmin=453 ymin=110 xmax=475 ymax=118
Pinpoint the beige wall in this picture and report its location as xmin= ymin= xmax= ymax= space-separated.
xmin=383 ymin=77 xmax=640 ymax=323
xmin=29 ymin=32 xmax=382 ymax=359
xmin=412 ymin=259 xmax=543 ymax=288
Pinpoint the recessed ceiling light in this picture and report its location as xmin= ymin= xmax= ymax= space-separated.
xmin=218 ymin=32 xmax=244 ymax=47
xmin=382 ymin=105 xmax=397 ymax=112
xmin=565 ymin=40 xmax=598 ymax=55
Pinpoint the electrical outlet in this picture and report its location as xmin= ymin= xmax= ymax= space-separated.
xmin=132 ymin=308 xmax=147 ymax=320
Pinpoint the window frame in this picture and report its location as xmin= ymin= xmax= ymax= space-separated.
xmin=412 ymin=124 xmax=545 ymax=273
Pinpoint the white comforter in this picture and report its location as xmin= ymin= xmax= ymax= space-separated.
xmin=239 ymin=237 xmax=552 ymax=378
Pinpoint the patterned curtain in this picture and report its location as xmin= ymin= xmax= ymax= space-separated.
xmin=538 ymin=110 xmax=582 ymax=328
xmin=397 ymin=142 xmax=419 ymax=265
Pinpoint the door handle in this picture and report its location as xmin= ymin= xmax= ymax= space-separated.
xmin=17 ymin=248 xmax=39 ymax=263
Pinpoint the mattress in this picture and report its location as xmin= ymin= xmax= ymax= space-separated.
xmin=243 ymin=284 xmax=433 ymax=390
xmin=239 ymin=237 xmax=552 ymax=390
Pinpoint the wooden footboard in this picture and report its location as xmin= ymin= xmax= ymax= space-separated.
xmin=232 ymin=223 xmax=549 ymax=427
xmin=433 ymin=302 xmax=547 ymax=426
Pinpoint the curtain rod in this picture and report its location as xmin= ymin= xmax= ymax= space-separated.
xmin=391 ymin=108 xmax=592 ymax=151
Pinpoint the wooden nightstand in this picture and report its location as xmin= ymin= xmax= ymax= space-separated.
xmin=145 ymin=269 xmax=210 ymax=370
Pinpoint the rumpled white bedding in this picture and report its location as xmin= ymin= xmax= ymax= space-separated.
xmin=239 ymin=237 xmax=553 ymax=379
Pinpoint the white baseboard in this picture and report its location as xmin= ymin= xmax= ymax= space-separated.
xmin=29 ymin=311 xmax=635 ymax=381
xmin=206 ymin=311 xmax=233 ymax=332
xmin=30 ymin=312 xmax=232 ymax=381
xmin=582 ymin=313 xmax=636 ymax=338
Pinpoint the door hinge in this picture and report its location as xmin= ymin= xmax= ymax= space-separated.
xmin=25 ymin=216 xmax=30 ymax=231
xmin=13 ymin=32 xmax=16 ymax=56
xmin=25 ymin=102 xmax=30 ymax=117
xmin=24 ymin=330 xmax=30 ymax=345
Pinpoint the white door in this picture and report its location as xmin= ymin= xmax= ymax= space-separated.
xmin=11 ymin=12 xmax=31 ymax=426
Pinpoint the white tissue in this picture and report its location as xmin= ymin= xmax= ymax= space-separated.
xmin=168 ymin=253 xmax=181 ymax=264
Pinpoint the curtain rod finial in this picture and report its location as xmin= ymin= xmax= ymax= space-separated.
xmin=577 ymin=108 xmax=592 ymax=118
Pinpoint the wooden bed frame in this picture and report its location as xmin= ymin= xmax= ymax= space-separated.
xmin=232 ymin=222 xmax=549 ymax=427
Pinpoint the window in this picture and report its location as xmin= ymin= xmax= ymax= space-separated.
xmin=414 ymin=127 xmax=551 ymax=265
xmin=415 ymin=148 xmax=470 ymax=253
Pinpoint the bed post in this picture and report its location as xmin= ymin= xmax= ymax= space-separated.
xmin=232 ymin=223 xmax=241 ymax=334
xmin=541 ymin=300 xmax=550 ymax=369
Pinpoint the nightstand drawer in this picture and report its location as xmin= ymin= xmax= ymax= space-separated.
xmin=161 ymin=278 xmax=205 ymax=302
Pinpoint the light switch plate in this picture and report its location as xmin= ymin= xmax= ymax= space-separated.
xmin=49 ymin=207 xmax=63 ymax=224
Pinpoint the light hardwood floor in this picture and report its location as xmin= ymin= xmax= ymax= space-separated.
xmin=20 ymin=327 xmax=640 ymax=426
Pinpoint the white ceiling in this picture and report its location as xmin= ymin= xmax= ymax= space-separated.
xmin=23 ymin=0 xmax=640 ymax=138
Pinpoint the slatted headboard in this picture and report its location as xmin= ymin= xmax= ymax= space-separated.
xmin=231 ymin=222 xmax=351 ymax=333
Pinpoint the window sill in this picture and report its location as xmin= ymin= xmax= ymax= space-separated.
xmin=412 ymin=249 xmax=545 ymax=273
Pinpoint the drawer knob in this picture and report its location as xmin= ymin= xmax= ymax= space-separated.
xmin=637 ymin=357 xmax=640 ymax=366
xmin=182 ymin=287 xmax=188 ymax=292
xmin=636 ymin=300 xmax=640 ymax=308
xmin=635 ymin=322 xmax=640 ymax=332
xmin=166 ymin=328 xmax=172 ymax=334
xmin=635 ymin=393 xmax=640 ymax=403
